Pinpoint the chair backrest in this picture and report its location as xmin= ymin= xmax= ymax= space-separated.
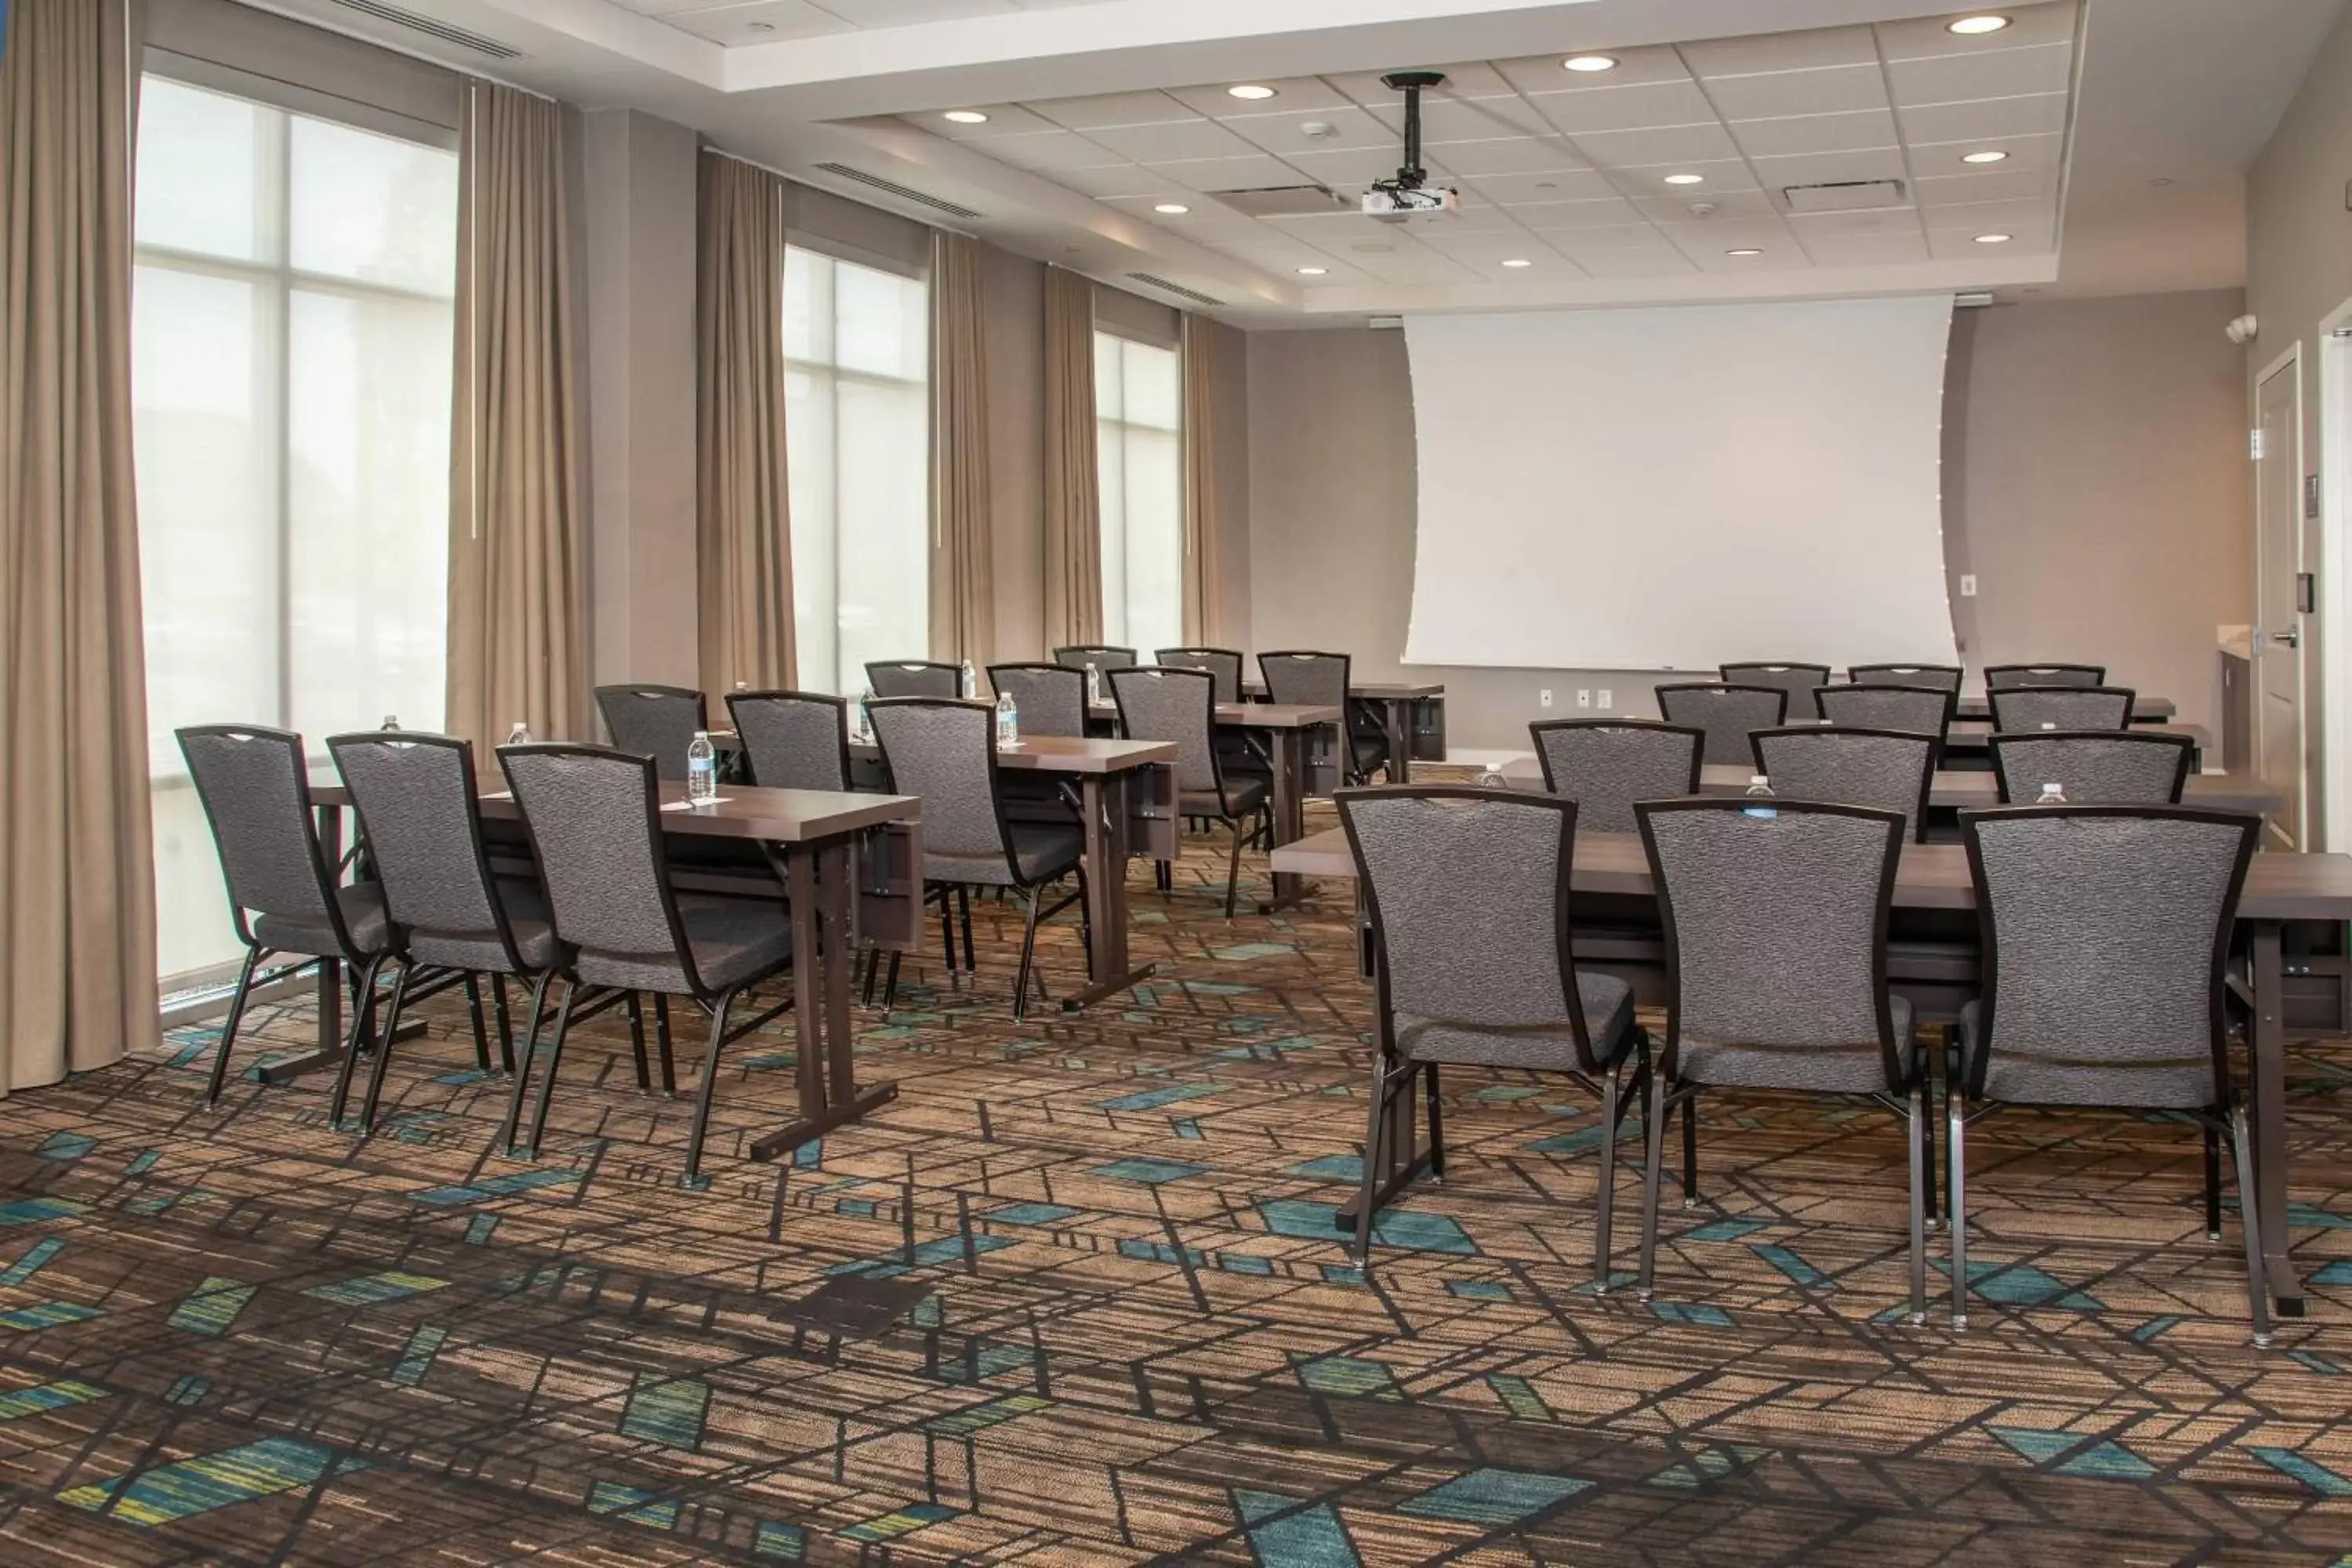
xmin=1985 ymin=662 xmax=2106 ymax=690
xmin=1988 ymin=685 xmax=2136 ymax=732
xmin=1815 ymin=683 xmax=1951 ymax=738
xmin=1987 ymin=731 xmax=2195 ymax=805
xmin=1258 ymin=650 xmax=1350 ymax=710
xmin=594 ymin=684 xmax=706 ymax=782
xmin=725 ymin=691 xmax=851 ymax=792
xmin=1751 ymin=726 xmax=1939 ymax=842
xmin=1637 ymin=797 xmax=1905 ymax=1087
xmin=1849 ymin=663 xmax=1963 ymax=695
xmin=1054 ymin=645 xmax=1136 ymax=672
xmin=1963 ymin=807 xmax=2256 ymax=1108
xmin=1154 ymin=647 xmax=1243 ymax=706
xmin=1719 ymin=662 xmax=1831 ymax=722
xmin=988 ymin=662 xmax=1087 ymax=738
xmin=176 ymin=724 xmax=345 ymax=949
xmin=866 ymin=660 xmax=963 ymax=699
xmin=1338 ymin=787 xmax=1607 ymax=1073
xmin=866 ymin=699 xmax=1014 ymax=872
xmin=1654 ymin=683 xmax=1788 ymax=767
xmin=1529 ymin=720 xmax=1702 ymax=834
xmin=1109 ymin=666 xmax=1224 ymax=803
xmin=497 ymin=744 xmax=699 ymax=990
xmin=327 ymin=731 xmax=512 ymax=962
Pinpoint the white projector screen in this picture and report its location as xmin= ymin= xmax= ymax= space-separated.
xmin=1403 ymin=295 xmax=1961 ymax=671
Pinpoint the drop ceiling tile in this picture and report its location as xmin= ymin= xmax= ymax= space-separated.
xmin=1418 ymin=227 xmax=1552 ymax=263
xmin=1604 ymin=158 xmax=1760 ymax=197
xmin=1701 ymin=63 xmax=1891 ymax=120
xmin=1510 ymin=195 xmax=1646 ymax=230
xmin=1330 ymin=63 xmax=1517 ymax=104
xmin=660 ymin=0 xmax=851 ymax=41
xmin=1919 ymin=195 xmax=2057 ymax=233
xmin=1348 ymin=245 xmax=1485 ymax=284
xmin=1570 ymin=122 xmax=1742 ymax=169
xmin=1365 ymin=95 xmax=1553 ymax=143
xmin=1220 ymin=237 xmax=1357 ymax=271
xmin=1522 ymin=79 xmax=1719 ymax=137
xmin=1027 ymin=90 xmax=1194 ymax=131
xmin=813 ymin=0 xmax=1016 ymax=24
xmin=1403 ymin=201 xmax=1526 ymax=235
xmin=923 ymin=103 xmax=1060 ymax=137
xmin=1877 ymin=2 xmax=2078 ymax=61
xmin=1797 ymin=229 xmax=1931 ymax=266
xmin=1679 ymin=24 xmax=1877 ymax=76
xmin=1574 ymin=248 xmax=1700 ymax=278
xmin=1749 ymin=146 xmax=1909 ymax=189
xmin=1163 ymin=78 xmax=1356 ymax=118
xmin=1904 ymin=130 xmax=2063 ymax=172
xmin=1888 ymin=43 xmax=2073 ymax=108
xmin=1040 ymin=163 xmax=1166 ymax=198
xmin=1911 ymin=168 xmax=2058 ymax=206
xmin=1633 ymin=187 xmax=1782 ymax=223
xmin=1924 ymin=217 xmax=2054 ymax=256
xmin=1221 ymin=106 xmax=1395 ymax=155
xmin=1467 ymin=167 xmax=1619 ymax=205
xmin=1152 ymin=153 xmax=1305 ymax=192
xmin=1727 ymin=108 xmax=1900 ymax=158
xmin=1083 ymin=117 xmax=1257 ymax=162
xmin=1544 ymin=223 xmax=1679 ymax=253
xmin=983 ymin=129 xmax=1132 ymax=171
xmin=1897 ymin=93 xmax=2068 ymax=145
xmin=1785 ymin=206 xmax=1922 ymax=238
xmin=1495 ymin=46 xmax=1694 ymax=93
xmin=1100 ymin=194 xmax=1269 ymax=232
xmin=1276 ymin=146 xmax=1413 ymax=186
xmin=1657 ymin=214 xmax=1795 ymax=248
xmin=1435 ymin=137 xmax=1588 ymax=178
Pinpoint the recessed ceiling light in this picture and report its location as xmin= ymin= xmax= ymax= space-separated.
xmin=1961 ymin=149 xmax=2009 ymax=164
xmin=1664 ymin=172 xmax=1705 ymax=186
xmin=1297 ymin=266 xmax=1328 ymax=275
xmin=1973 ymin=232 xmax=2013 ymax=244
xmin=942 ymin=110 xmax=989 ymax=125
xmin=1228 ymin=84 xmax=1279 ymax=100
xmin=1563 ymin=54 xmax=1619 ymax=72
xmin=1501 ymin=258 xmax=1533 ymax=268
xmin=1726 ymin=248 xmax=1763 ymax=256
xmin=1154 ymin=202 xmax=1190 ymax=214
xmin=1946 ymin=14 xmax=2011 ymax=34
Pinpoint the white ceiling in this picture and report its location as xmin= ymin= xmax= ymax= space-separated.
xmin=612 ymin=0 xmax=1105 ymax=48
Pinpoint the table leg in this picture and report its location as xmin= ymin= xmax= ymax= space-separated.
xmin=2248 ymin=921 xmax=2305 ymax=1316
xmin=1259 ymin=728 xmax=1316 ymax=915
xmin=258 ymin=804 xmax=351 ymax=1087
xmin=1065 ymin=771 xmax=1152 ymax=1011
xmin=749 ymin=839 xmax=898 ymax=1161
xmin=1381 ymin=698 xmax=1412 ymax=785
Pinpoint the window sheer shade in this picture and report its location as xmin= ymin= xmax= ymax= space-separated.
xmin=1094 ymin=332 xmax=1182 ymax=655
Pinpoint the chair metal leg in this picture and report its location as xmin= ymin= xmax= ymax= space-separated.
xmin=682 ymin=991 xmax=736 ymax=1187
xmin=861 ymin=948 xmax=880 ymax=1007
xmin=939 ymin=896 xmax=957 ymax=973
xmin=957 ymin=887 xmax=976 ymax=972
xmin=464 ymin=975 xmax=492 ymax=1072
xmin=1919 ymin=1073 xmax=1939 ymax=1229
xmin=491 ymin=975 xmax=515 ymax=1073
xmin=358 ymin=960 xmax=419 ymax=1134
xmin=1680 ymin=1087 xmax=1700 ymax=1208
xmin=624 ymin=993 xmax=652 ymax=1091
xmin=499 ymin=974 xmax=557 ymax=1156
xmin=204 ymin=949 xmax=264 ymax=1109
xmin=652 ymin=994 xmax=677 ymax=1094
xmin=1947 ymin=1087 xmax=1969 ymax=1330
xmin=1224 ymin=819 xmax=1245 ymax=919
xmin=1594 ymin=1068 xmax=1621 ymax=1292
xmin=1637 ymin=1077 xmax=1673 ymax=1299
xmin=2204 ymin=1123 xmax=2224 ymax=1241
xmin=1013 ymin=891 xmax=1044 ymax=1022
xmin=1074 ymin=865 xmax=1093 ymax=970
xmin=327 ymin=963 xmax=383 ymax=1128
xmin=522 ymin=981 xmax=582 ymax=1159
xmin=2229 ymin=1104 xmax=2274 ymax=1348
xmin=1906 ymin=1082 xmax=1928 ymax=1325
xmin=1156 ymin=858 xmax=1172 ymax=895
xmin=1424 ymin=1062 xmax=1445 ymax=1181
xmin=884 ymin=951 xmax=902 ymax=1008
xmin=1352 ymin=1059 xmax=1392 ymax=1265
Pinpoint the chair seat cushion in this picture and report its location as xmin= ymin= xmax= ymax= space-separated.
xmin=575 ymin=895 xmax=792 ymax=995
xmin=1395 ymin=970 xmax=1638 ymax=1072
xmin=1956 ymin=999 xmax=2217 ymax=1110
xmin=927 ymin=823 xmax=1084 ymax=889
xmin=1181 ymin=777 xmax=1268 ymax=820
xmin=404 ymin=877 xmax=557 ymax=975
xmin=1678 ymin=995 xmax=1915 ymax=1093
xmin=253 ymin=883 xmax=391 ymax=959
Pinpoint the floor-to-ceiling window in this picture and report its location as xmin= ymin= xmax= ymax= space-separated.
xmin=132 ymin=75 xmax=459 ymax=989
xmin=782 ymin=245 xmax=930 ymax=695
xmin=1094 ymin=331 xmax=1183 ymax=655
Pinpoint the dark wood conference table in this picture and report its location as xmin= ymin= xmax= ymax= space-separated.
xmin=1948 ymin=692 xmax=2177 ymax=724
xmin=1237 ymin=680 xmax=1449 ymax=784
xmin=1940 ymin=718 xmax=2210 ymax=765
xmin=1273 ymin=825 xmax=2352 ymax=1319
xmin=301 ymin=779 xmax=924 ymax=1160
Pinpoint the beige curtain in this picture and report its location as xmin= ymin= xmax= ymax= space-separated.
xmin=1042 ymin=265 xmax=1102 ymax=649
xmin=929 ymin=231 xmax=994 ymax=664
xmin=1180 ymin=314 xmax=1225 ymax=646
xmin=698 ymin=153 xmax=795 ymax=695
xmin=0 ymin=0 xmax=160 ymax=1091
xmin=447 ymin=82 xmax=589 ymax=748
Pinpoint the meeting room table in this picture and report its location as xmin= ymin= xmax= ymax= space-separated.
xmin=1489 ymin=758 xmax=2278 ymax=818
xmin=1947 ymin=692 xmax=2178 ymax=724
xmin=299 ymin=776 xmax=925 ymax=1160
xmin=1238 ymin=679 xmax=1449 ymax=784
xmin=1272 ymin=824 xmax=2352 ymax=1322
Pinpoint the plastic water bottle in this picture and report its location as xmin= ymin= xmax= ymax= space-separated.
xmin=2041 ymin=720 xmax=2058 ymax=731
xmin=506 ymin=720 xmax=531 ymax=746
xmin=1745 ymin=774 xmax=1774 ymax=797
xmin=687 ymin=731 xmax=718 ymax=804
xmin=996 ymin=691 xmax=1020 ymax=750
xmin=854 ymin=688 xmax=876 ymax=742
xmin=1475 ymin=760 xmax=1508 ymax=789
xmin=2036 ymin=781 xmax=2067 ymax=804
xmin=1744 ymin=773 xmax=1777 ymax=820
xmin=380 ymin=714 xmax=400 ymax=731
xmin=1085 ymin=662 xmax=1102 ymax=706
xmin=960 ymin=659 xmax=978 ymax=699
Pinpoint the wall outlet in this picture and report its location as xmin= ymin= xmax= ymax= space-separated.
xmin=1959 ymin=573 xmax=1978 ymax=597
xmin=1539 ymin=688 xmax=1554 ymax=708
xmin=1598 ymin=689 xmax=1613 ymax=710
xmin=1577 ymin=689 xmax=1592 ymax=709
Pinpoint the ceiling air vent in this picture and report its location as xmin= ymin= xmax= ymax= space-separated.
xmin=1210 ymin=185 xmax=1345 ymax=219
xmin=321 ymin=0 xmax=523 ymax=59
xmin=811 ymin=164 xmax=982 ymax=220
xmin=1128 ymin=274 xmax=1224 ymax=307
xmin=1782 ymin=180 xmax=1907 ymax=213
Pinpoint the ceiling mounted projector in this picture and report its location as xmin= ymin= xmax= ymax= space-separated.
xmin=1363 ymin=71 xmax=1461 ymax=224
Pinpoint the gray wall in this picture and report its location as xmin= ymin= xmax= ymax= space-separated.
xmin=1246 ymin=298 xmax=2252 ymax=750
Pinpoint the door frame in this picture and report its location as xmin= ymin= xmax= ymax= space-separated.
xmin=2254 ymin=342 xmax=2307 ymax=848
xmin=2321 ymin=299 xmax=2352 ymax=852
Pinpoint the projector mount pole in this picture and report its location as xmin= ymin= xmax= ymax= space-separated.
xmin=1381 ymin=70 xmax=1446 ymax=188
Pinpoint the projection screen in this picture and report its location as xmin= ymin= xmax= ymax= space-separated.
xmin=1402 ymin=295 xmax=1960 ymax=671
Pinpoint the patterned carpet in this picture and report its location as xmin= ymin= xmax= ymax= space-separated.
xmin=6 ymin=815 xmax=2352 ymax=1565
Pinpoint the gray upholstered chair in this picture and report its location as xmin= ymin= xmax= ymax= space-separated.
xmin=1153 ymin=646 xmax=1244 ymax=706
xmin=866 ymin=660 xmax=963 ymax=699
xmin=595 ymin=684 xmax=706 ymax=782
xmin=1849 ymin=663 xmax=1963 ymax=697
xmin=1720 ymin=662 xmax=1831 ymax=723
xmin=325 ymin=731 xmax=557 ymax=1132
xmin=725 ymin=691 xmax=852 ymax=791
xmin=1987 ymin=730 xmax=2194 ymax=804
xmin=1259 ymin=649 xmax=1383 ymax=786
xmin=1110 ymin=666 xmax=1268 ymax=917
xmin=1529 ymin=720 xmax=1703 ymax=834
xmin=1815 ymin=683 xmax=1951 ymax=739
xmin=177 ymin=724 xmax=397 ymax=1109
xmin=1984 ymin=662 xmax=2106 ymax=690
xmin=867 ymin=699 xmax=1088 ymax=1018
xmin=1054 ymin=644 xmax=1136 ymax=672
xmin=1635 ymin=797 xmax=1929 ymax=1323
xmin=1955 ymin=806 xmax=2266 ymax=1342
xmin=1338 ymin=787 xmax=1649 ymax=1282
xmin=1753 ymin=727 xmax=1940 ymax=843
xmin=988 ymin=662 xmax=1088 ymax=739
xmin=496 ymin=743 xmax=797 ymax=1183
xmin=1655 ymin=683 xmax=1788 ymax=768
xmin=1987 ymin=685 xmax=2136 ymax=732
